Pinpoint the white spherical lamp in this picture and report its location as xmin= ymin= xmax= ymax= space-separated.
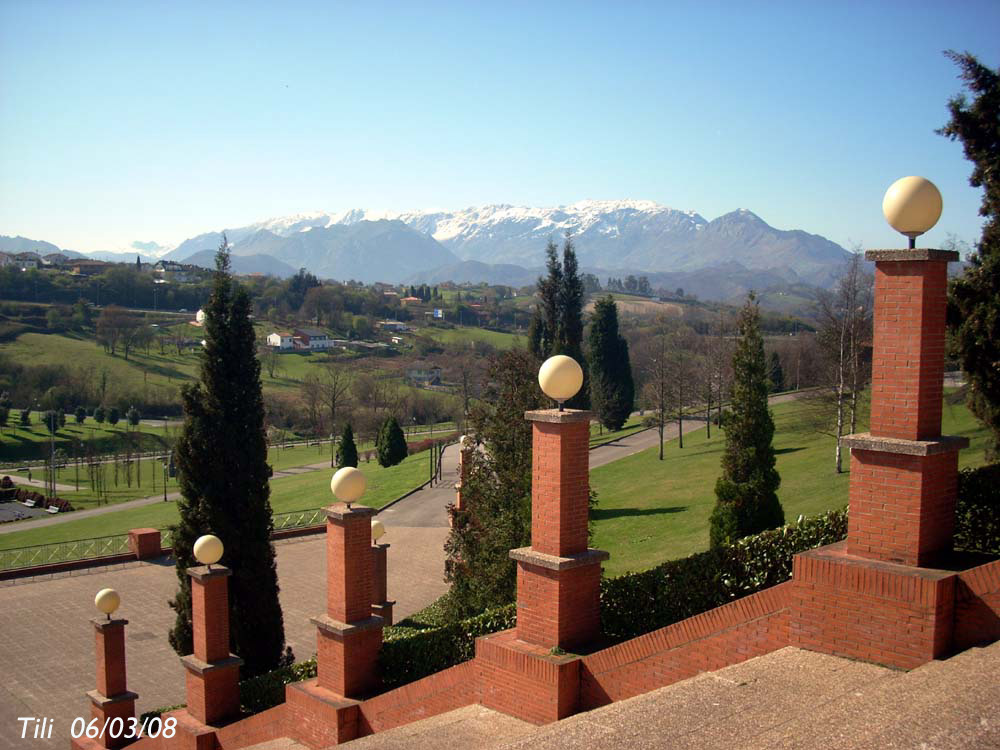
xmin=330 ymin=466 xmax=366 ymax=507
xmin=538 ymin=355 xmax=584 ymax=409
xmin=882 ymin=176 xmax=942 ymax=247
xmin=95 ymin=588 xmax=120 ymax=620
xmin=371 ymin=518 xmax=386 ymax=542
xmin=193 ymin=534 xmax=224 ymax=566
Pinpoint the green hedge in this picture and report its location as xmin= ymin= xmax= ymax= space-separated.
xmin=239 ymin=657 xmax=318 ymax=714
xmin=955 ymin=463 xmax=1000 ymax=556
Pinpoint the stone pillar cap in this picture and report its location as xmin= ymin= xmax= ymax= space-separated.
xmin=186 ymin=564 xmax=232 ymax=581
xmin=325 ymin=503 xmax=377 ymax=521
xmin=524 ymin=408 xmax=592 ymax=424
xmin=90 ymin=617 xmax=129 ymax=631
xmin=865 ymin=249 xmax=960 ymax=262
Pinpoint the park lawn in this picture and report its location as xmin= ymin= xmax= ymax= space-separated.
xmin=422 ymin=326 xmax=519 ymax=350
xmin=0 ymin=449 xmax=431 ymax=552
xmin=589 ymin=416 xmax=646 ymax=448
xmin=591 ymin=395 xmax=990 ymax=578
xmin=1 ymin=411 xmax=181 ymax=462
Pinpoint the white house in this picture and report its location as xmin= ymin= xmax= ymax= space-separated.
xmin=14 ymin=252 xmax=40 ymax=270
xmin=378 ymin=321 xmax=407 ymax=332
xmin=0 ymin=252 xmax=12 ymax=267
xmin=267 ymin=332 xmax=294 ymax=350
xmin=293 ymin=328 xmax=336 ymax=350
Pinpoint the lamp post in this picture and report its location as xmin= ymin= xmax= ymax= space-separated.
xmin=881 ymin=176 xmax=943 ymax=250
xmin=537 ymin=354 xmax=584 ymax=411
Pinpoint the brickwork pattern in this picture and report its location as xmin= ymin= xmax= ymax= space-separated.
xmin=371 ymin=544 xmax=388 ymax=605
xmin=316 ymin=626 xmax=383 ymax=697
xmin=326 ymin=513 xmax=374 ymax=623
xmin=846 ymin=449 xmax=958 ymax=566
xmin=869 ymin=260 xmax=948 ymax=441
xmin=285 ymin=680 xmax=361 ymax=748
xmin=189 ymin=573 xmax=230 ymax=664
xmin=580 ymin=583 xmax=792 ymax=709
xmin=953 ymin=559 xmax=1000 ymax=652
xmin=94 ymin=621 xmax=128 ymax=698
xmin=183 ymin=662 xmax=240 ymax=725
xmin=478 ymin=630 xmax=581 ymax=725
xmin=790 ymin=542 xmax=955 ymax=669
xmin=127 ymin=529 xmax=163 ymax=560
xmin=531 ymin=420 xmax=590 ymax=557
xmin=515 ymin=562 xmax=601 ymax=650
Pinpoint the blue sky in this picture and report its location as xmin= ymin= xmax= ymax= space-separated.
xmin=1 ymin=1 xmax=998 ymax=255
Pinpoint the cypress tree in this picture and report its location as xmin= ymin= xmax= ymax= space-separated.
xmin=769 ymin=351 xmax=785 ymax=393
xmin=336 ymin=422 xmax=359 ymax=468
xmin=558 ymin=236 xmax=590 ymax=409
xmin=709 ymin=294 xmax=784 ymax=547
xmin=376 ymin=416 xmax=408 ymax=467
xmin=167 ymin=238 xmax=290 ymax=678
xmin=939 ymin=51 xmax=1000 ymax=458
xmin=108 ymin=407 xmax=120 ymax=426
xmin=589 ymin=296 xmax=634 ymax=430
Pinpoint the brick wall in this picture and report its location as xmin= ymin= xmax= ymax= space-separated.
xmin=790 ymin=542 xmax=955 ymax=669
xmin=94 ymin=621 xmax=127 ymax=698
xmin=580 ymin=583 xmax=792 ymax=709
xmin=326 ymin=514 xmax=374 ymax=623
xmin=358 ymin=660 xmax=482 ymax=734
xmin=953 ymin=559 xmax=1000 ymax=652
xmin=515 ymin=562 xmax=601 ymax=650
xmin=190 ymin=573 xmax=230 ymax=663
xmin=869 ymin=260 xmax=948 ymax=441
xmin=316 ymin=626 xmax=382 ymax=697
xmin=531 ymin=419 xmax=590 ymax=556
xmin=846 ymin=449 xmax=958 ymax=566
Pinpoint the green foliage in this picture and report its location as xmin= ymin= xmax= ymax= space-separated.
xmin=19 ymin=408 xmax=30 ymax=427
xmin=0 ymin=406 xmax=7 ymax=428
xmin=376 ymin=416 xmax=408 ymax=468
xmin=58 ymin=408 xmax=66 ymax=428
xmin=336 ymin=422 xmax=359 ymax=468
xmin=74 ymin=406 xmax=86 ymax=424
xmin=444 ymin=349 xmax=543 ymax=620
xmin=769 ymin=351 xmax=785 ymax=393
xmin=43 ymin=409 xmax=59 ymax=434
xmin=954 ymin=463 xmax=1000 ymax=555
xmin=126 ymin=406 xmax=141 ymax=426
xmin=940 ymin=52 xmax=1000 ymax=459
xmin=239 ymin=656 xmax=318 ymax=714
xmin=710 ymin=294 xmax=784 ymax=547
xmin=168 ymin=238 xmax=289 ymax=678
xmin=107 ymin=407 xmax=119 ymax=426
xmin=601 ymin=509 xmax=847 ymax=642
xmin=93 ymin=406 xmax=106 ymax=424
xmin=589 ymin=296 xmax=635 ymax=430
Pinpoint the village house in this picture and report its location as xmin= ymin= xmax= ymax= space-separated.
xmin=0 ymin=251 xmax=13 ymax=267
xmin=14 ymin=252 xmax=41 ymax=270
xmin=293 ymin=327 xmax=336 ymax=350
xmin=267 ymin=331 xmax=294 ymax=350
xmin=378 ymin=320 xmax=407 ymax=332
xmin=406 ymin=365 xmax=442 ymax=386
xmin=71 ymin=259 xmax=113 ymax=276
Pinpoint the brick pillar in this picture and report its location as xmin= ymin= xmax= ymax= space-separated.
xmin=181 ymin=566 xmax=243 ymax=725
xmin=511 ymin=409 xmax=608 ymax=651
xmin=72 ymin=619 xmax=137 ymax=750
xmin=454 ymin=436 xmax=473 ymax=512
xmin=127 ymin=528 xmax=162 ymax=560
xmin=842 ymin=248 xmax=968 ymax=566
xmin=310 ymin=504 xmax=384 ymax=698
xmin=371 ymin=542 xmax=395 ymax=626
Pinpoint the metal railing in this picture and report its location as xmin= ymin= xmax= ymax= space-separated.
xmin=0 ymin=533 xmax=131 ymax=571
xmin=272 ymin=507 xmax=326 ymax=532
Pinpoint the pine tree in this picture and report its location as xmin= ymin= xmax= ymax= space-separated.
xmin=589 ymin=296 xmax=634 ymax=430
xmin=709 ymin=294 xmax=784 ymax=547
xmin=75 ymin=406 xmax=87 ymax=424
xmin=43 ymin=410 xmax=59 ymax=434
xmin=167 ymin=237 xmax=289 ymax=678
xmin=376 ymin=416 xmax=408 ymax=467
xmin=336 ymin=422 xmax=359 ymax=468
xmin=538 ymin=240 xmax=561 ymax=356
xmin=527 ymin=307 xmax=543 ymax=359
xmin=939 ymin=51 xmax=1000 ymax=458
xmin=769 ymin=351 xmax=785 ymax=393
xmin=19 ymin=409 xmax=30 ymax=427
xmin=558 ymin=236 xmax=590 ymax=409
xmin=94 ymin=406 xmax=106 ymax=424
xmin=107 ymin=407 xmax=120 ymax=426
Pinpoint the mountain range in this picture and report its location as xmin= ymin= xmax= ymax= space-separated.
xmin=6 ymin=200 xmax=855 ymax=301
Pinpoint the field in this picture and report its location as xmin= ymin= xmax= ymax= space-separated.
xmin=0 ymin=447 xmax=431 ymax=550
xmin=591 ymin=394 xmax=989 ymax=577
xmin=421 ymin=326 xmax=519 ymax=350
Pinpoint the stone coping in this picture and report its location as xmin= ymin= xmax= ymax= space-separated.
xmin=800 ymin=541 xmax=957 ymax=581
xmin=840 ymin=432 xmax=969 ymax=456
xmin=180 ymin=654 xmax=244 ymax=676
xmin=865 ymin=249 xmax=960 ymax=262
xmin=524 ymin=409 xmax=593 ymax=424
xmin=310 ymin=613 xmax=385 ymax=637
xmin=187 ymin=564 xmax=232 ymax=582
xmin=509 ymin=547 xmax=610 ymax=571
xmin=87 ymin=689 xmax=139 ymax=708
xmin=91 ymin=617 xmax=128 ymax=631
xmin=325 ymin=503 xmax=377 ymax=521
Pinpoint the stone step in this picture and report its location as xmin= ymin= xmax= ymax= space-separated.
xmin=241 ymin=738 xmax=309 ymax=750
xmin=341 ymin=704 xmax=534 ymax=750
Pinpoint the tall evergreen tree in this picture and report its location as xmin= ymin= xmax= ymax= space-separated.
xmin=167 ymin=238 xmax=289 ymax=678
xmin=939 ymin=51 xmax=1000 ymax=459
xmin=768 ymin=351 xmax=785 ymax=393
xmin=589 ymin=296 xmax=634 ymax=430
xmin=376 ymin=416 xmax=408 ymax=467
xmin=709 ymin=294 xmax=784 ymax=547
xmin=527 ymin=307 xmax=543 ymax=359
xmin=537 ymin=240 xmax=562 ymax=356
xmin=336 ymin=422 xmax=359 ymax=468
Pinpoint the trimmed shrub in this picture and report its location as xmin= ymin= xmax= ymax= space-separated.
xmin=955 ymin=463 xmax=1000 ymax=555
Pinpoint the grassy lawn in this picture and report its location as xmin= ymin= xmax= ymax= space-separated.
xmin=0 ymin=448 xmax=431 ymax=552
xmin=1 ymin=411 xmax=180 ymax=462
xmin=589 ymin=415 xmax=646 ymax=448
xmin=591 ymin=395 xmax=990 ymax=577
xmin=422 ymin=326 xmax=519 ymax=350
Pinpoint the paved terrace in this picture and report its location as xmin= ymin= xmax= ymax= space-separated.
xmin=0 ymin=416 xmax=701 ymax=750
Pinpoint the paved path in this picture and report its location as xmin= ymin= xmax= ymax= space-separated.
xmin=1 ymin=473 xmax=77 ymax=493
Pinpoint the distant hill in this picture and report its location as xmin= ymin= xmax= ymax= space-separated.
xmin=0 ymin=235 xmax=83 ymax=257
xmin=181 ymin=249 xmax=297 ymax=278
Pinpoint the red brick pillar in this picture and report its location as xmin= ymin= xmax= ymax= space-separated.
xmin=511 ymin=409 xmax=608 ymax=651
xmin=371 ymin=542 xmax=395 ymax=626
xmin=181 ymin=566 xmax=243 ymax=725
xmin=127 ymin=528 xmax=162 ymax=560
xmin=310 ymin=504 xmax=384 ymax=698
xmin=73 ymin=619 xmax=137 ymax=750
xmin=842 ymin=248 xmax=968 ymax=566
xmin=454 ymin=436 xmax=473 ymax=512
